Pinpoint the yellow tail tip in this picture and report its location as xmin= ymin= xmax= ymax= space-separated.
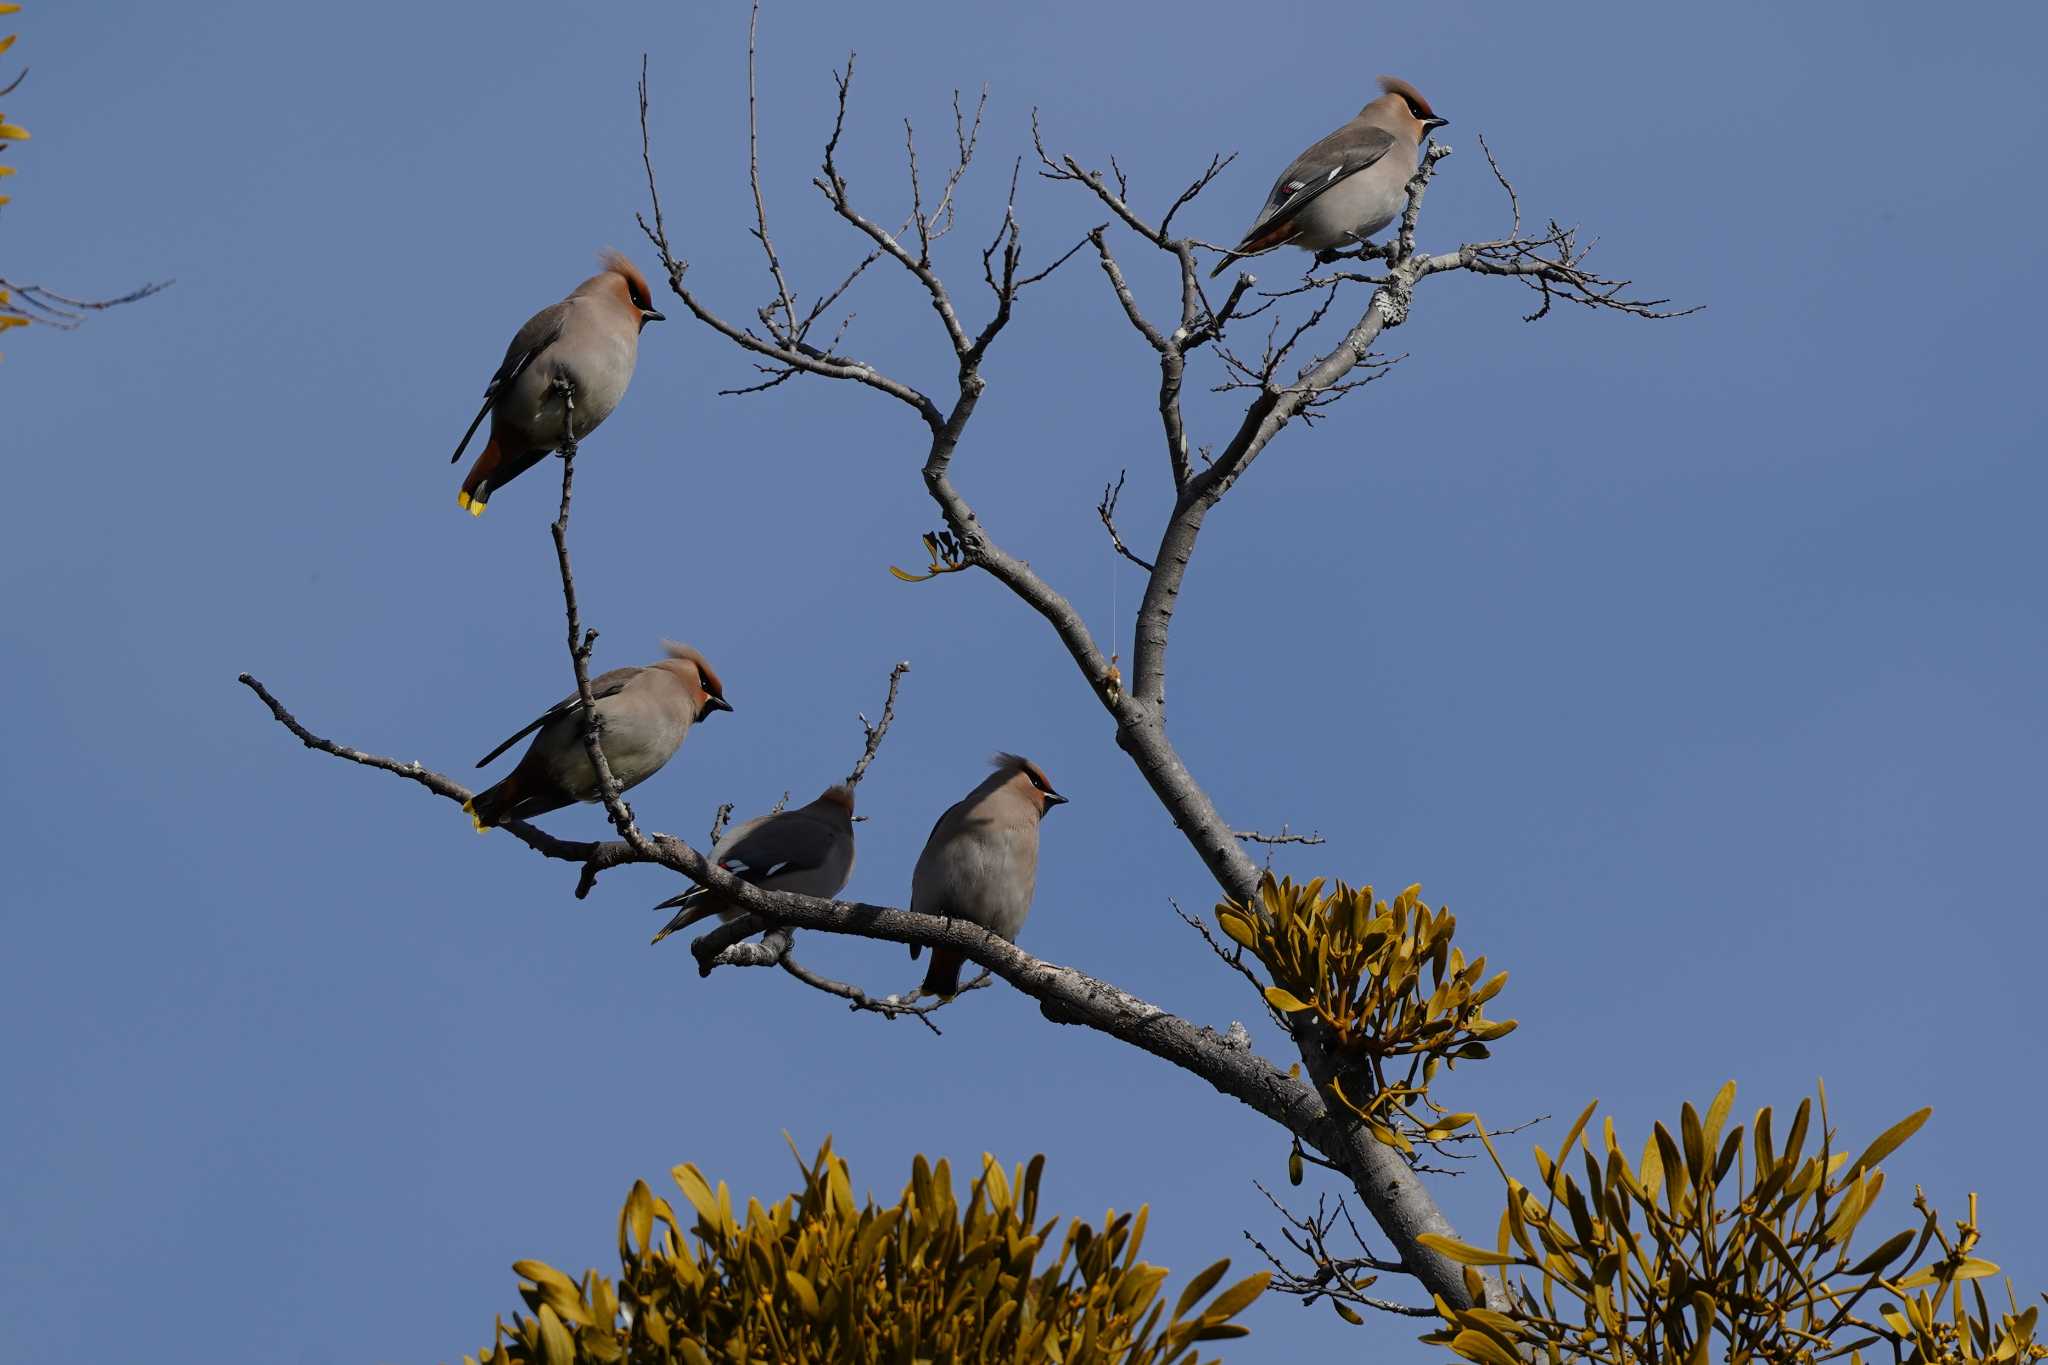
xmin=468 ymin=498 xmax=486 ymax=516
xmin=463 ymin=798 xmax=489 ymax=834
xmin=456 ymin=490 xmax=471 ymax=510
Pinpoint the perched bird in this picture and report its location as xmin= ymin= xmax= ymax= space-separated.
xmin=649 ymin=785 xmax=858 ymax=944
xmin=1210 ymin=76 xmax=1447 ymax=279
xmin=450 ymin=250 xmax=666 ymax=515
xmin=463 ymin=642 xmax=730 ymax=831
xmin=908 ymin=754 xmax=1066 ymax=998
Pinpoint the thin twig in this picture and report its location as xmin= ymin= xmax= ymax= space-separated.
xmin=1171 ymin=897 xmax=1282 ymax=1027
xmin=743 ymin=0 xmax=800 ymax=342
xmin=1245 ymin=1181 xmax=1436 ymax=1319
xmin=781 ymin=954 xmax=990 ymax=1036
xmin=235 ymin=673 xmax=640 ymax=894
xmin=0 ymin=276 xmax=172 ymax=328
xmin=548 ymin=379 xmax=659 ymax=861
xmin=846 ymin=661 xmax=910 ymax=789
xmin=637 ymin=57 xmax=666 ymax=252
xmin=1234 ymin=826 xmax=1325 ymax=847
xmin=1096 ymin=470 xmax=1155 ymax=572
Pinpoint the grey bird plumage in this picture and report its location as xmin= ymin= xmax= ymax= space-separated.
xmin=463 ymin=642 xmax=731 ymax=831
xmin=451 ymin=250 xmax=666 ymax=514
xmin=650 ymin=785 xmax=858 ymax=943
xmin=1210 ymin=76 xmax=1447 ymax=279
xmin=908 ymin=753 xmax=1067 ymax=998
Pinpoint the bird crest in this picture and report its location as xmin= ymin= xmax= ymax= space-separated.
xmin=660 ymin=640 xmax=726 ymax=699
xmin=597 ymin=248 xmax=655 ymax=305
xmin=1376 ymin=74 xmax=1438 ymax=120
xmin=991 ymin=752 xmax=1057 ymax=795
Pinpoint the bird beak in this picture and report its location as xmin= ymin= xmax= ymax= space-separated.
xmin=641 ymin=307 xmax=667 ymax=323
xmin=1423 ymin=117 xmax=1449 ymax=132
xmin=703 ymin=695 xmax=733 ymax=716
xmin=1042 ymin=791 xmax=1069 ymax=809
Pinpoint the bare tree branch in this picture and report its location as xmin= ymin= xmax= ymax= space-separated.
xmin=1096 ymin=470 xmax=1154 ymax=573
xmin=696 ymin=918 xmax=993 ymax=1036
xmin=845 ymin=660 xmax=910 ymax=789
xmin=1246 ymin=1183 xmax=1436 ymax=1321
xmin=1170 ymin=896 xmax=1282 ymax=1028
xmin=742 ymin=1 xmax=799 ymax=344
xmin=0 ymin=276 xmax=172 ymax=328
xmin=547 ymin=380 xmax=661 ymax=866
xmin=238 ymin=672 xmax=659 ymax=913
xmin=238 ymin=686 xmax=1427 ymax=1189
xmin=1233 ymin=826 xmax=1326 ymax=847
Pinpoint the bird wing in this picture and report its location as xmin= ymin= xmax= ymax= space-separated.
xmin=473 ymin=664 xmax=639 ymax=769
xmin=650 ymin=811 xmax=769 ymax=916
xmin=649 ymin=808 xmax=841 ymax=939
xmin=715 ymin=808 xmax=840 ymax=881
xmin=1235 ymin=124 xmax=1398 ymax=248
xmin=906 ymin=797 xmax=971 ymax=960
xmin=448 ymin=300 xmax=573 ymax=464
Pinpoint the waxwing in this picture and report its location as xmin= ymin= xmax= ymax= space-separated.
xmin=908 ymin=754 xmax=1066 ymax=998
xmin=650 ymin=785 xmax=858 ymax=943
xmin=1211 ymin=77 xmax=1447 ymax=278
xmin=450 ymin=250 xmax=665 ymax=514
xmin=463 ymin=642 xmax=730 ymax=830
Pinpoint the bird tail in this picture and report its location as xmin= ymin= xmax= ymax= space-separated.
xmin=456 ymin=436 xmax=501 ymax=516
xmin=920 ymin=948 xmax=966 ymax=999
xmin=1209 ymin=221 xmax=1300 ymax=278
xmin=650 ymin=889 xmax=720 ymax=944
xmin=464 ymin=771 xmax=563 ymax=831
xmin=462 ymin=783 xmax=506 ymax=833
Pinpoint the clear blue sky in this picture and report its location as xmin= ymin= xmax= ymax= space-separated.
xmin=4 ymin=2 xmax=2042 ymax=1360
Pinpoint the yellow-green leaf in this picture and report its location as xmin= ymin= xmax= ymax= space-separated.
xmin=671 ymin=1163 xmax=720 ymax=1228
xmin=1450 ymin=1327 xmax=1523 ymax=1365
xmin=1201 ymin=1271 xmax=1270 ymax=1321
xmin=1263 ymin=986 xmax=1310 ymax=1013
xmin=622 ymin=1179 xmax=654 ymax=1256
xmin=786 ymin=1269 xmax=821 ymax=1317
xmin=1417 ymin=1232 xmax=1516 ymax=1267
xmin=513 ymin=1260 xmax=578 ymax=1297
xmin=1703 ymin=1080 xmax=1737 ymax=1157
xmin=1846 ymin=1228 xmax=1915 ymax=1277
xmin=1556 ymin=1097 xmax=1600 ymax=1165
xmin=1426 ymin=1113 xmax=1476 ymax=1140
xmin=1846 ymin=1106 xmax=1931 ymax=1180
xmin=535 ymin=1306 xmax=574 ymax=1365
xmin=1173 ymin=1257 xmax=1229 ymax=1319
